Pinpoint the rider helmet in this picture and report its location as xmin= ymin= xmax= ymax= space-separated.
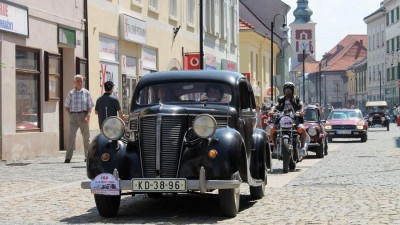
xmin=283 ymin=82 xmax=295 ymax=93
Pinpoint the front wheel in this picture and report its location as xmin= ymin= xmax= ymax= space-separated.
xmin=387 ymin=124 xmax=390 ymax=131
xmin=282 ymin=138 xmax=290 ymax=173
xmin=361 ymin=134 xmax=367 ymax=142
xmin=316 ymin=141 xmax=325 ymax=158
xmin=324 ymin=139 xmax=328 ymax=156
xmin=94 ymin=194 xmax=121 ymax=217
xmin=219 ymin=172 xmax=241 ymax=217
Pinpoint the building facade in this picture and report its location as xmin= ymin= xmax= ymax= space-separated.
xmin=364 ymin=3 xmax=387 ymax=104
xmin=0 ymin=0 xmax=86 ymax=160
xmin=382 ymin=0 xmax=400 ymax=106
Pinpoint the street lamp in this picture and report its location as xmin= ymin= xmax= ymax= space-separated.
xmin=270 ymin=14 xmax=288 ymax=103
xmin=302 ymin=43 xmax=313 ymax=103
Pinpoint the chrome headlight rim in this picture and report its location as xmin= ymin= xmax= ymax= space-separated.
xmin=102 ymin=116 xmax=126 ymax=140
xmin=307 ymin=126 xmax=318 ymax=136
xmin=368 ymin=117 xmax=373 ymax=122
xmin=193 ymin=114 xmax=217 ymax=138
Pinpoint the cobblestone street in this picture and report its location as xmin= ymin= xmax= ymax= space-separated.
xmin=1 ymin=124 xmax=400 ymax=224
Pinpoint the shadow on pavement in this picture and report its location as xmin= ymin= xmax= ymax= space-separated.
xmin=395 ymin=137 xmax=400 ymax=148
xmin=60 ymin=192 xmax=258 ymax=224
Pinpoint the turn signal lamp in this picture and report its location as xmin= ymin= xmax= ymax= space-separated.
xmin=208 ymin=149 xmax=218 ymax=158
xmin=101 ymin=153 xmax=110 ymax=162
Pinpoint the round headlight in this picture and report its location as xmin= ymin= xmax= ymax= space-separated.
xmin=381 ymin=117 xmax=385 ymax=121
xmin=102 ymin=116 xmax=125 ymax=140
xmin=307 ymin=126 xmax=317 ymax=136
xmin=368 ymin=117 xmax=373 ymax=122
xmin=193 ymin=114 xmax=217 ymax=138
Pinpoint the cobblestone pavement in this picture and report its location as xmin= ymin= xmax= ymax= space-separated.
xmin=0 ymin=124 xmax=399 ymax=224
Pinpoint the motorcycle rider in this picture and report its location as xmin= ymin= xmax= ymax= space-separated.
xmin=270 ymin=82 xmax=308 ymax=157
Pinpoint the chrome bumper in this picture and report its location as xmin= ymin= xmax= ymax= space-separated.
xmin=81 ymin=167 xmax=240 ymax=193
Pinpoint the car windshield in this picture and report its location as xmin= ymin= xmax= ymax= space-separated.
xmin=137 ymin=82 xmax=232 ymax=105
xmin=328 ymin=110 xmax=363 ymax=120
xmin=305 ymin=109 xmax=318 ymax=122
xmin=366 ymin=106 xmax=386 ymax=113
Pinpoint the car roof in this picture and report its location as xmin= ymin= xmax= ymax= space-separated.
xmin=366 ymin=101 xmax=387 ymax=107
xmin=137 ymin=70 xmax=246 ymax=86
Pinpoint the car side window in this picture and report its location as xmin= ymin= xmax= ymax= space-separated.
xmin=239 ymin=81 xmax=250 ymax=112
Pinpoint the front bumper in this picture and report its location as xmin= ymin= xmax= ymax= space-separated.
xmin=81 ymin=166 xmax=240 ymax=194
xmin=326 ymin=129 xmax=367 ymax=138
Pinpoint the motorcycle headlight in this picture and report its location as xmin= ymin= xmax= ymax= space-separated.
xmin=368 ymin=117 xmax=373 ymax=122
xmin=102 ymin=117 xmax=125 ymax=140
xmin=193 ymin=114 xmax=217 ymax=138
xmin=307 ymin=126 xmax=318 ymax=136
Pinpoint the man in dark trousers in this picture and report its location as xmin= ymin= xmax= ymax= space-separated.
xmin=95 ymin=81 xmax=124 ymax=129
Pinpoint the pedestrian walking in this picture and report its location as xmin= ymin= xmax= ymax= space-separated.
xmin=95 ymin=81 xmax=124 ymax=129
xmin=64 ymin=74 xmax=94 ymax=163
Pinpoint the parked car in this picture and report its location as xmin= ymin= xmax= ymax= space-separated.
xmin=324 ymin=109 xmax=368 ymax=142
xmin=81 ymin=70 xmax=269 ymax=218
xmin=364 ymin=101 xmax=390 ymax=131
xmin=304 ymin=105 xmax=328 ymax=158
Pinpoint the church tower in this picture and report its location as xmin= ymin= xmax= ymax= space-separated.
xmin=290 ymin=0 xmax=316 ymax=70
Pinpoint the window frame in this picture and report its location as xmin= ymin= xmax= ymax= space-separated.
xmin=44 ymin=52 xmax=61 ymax=101
xmin=15 ymin=47 xmax=41 ymax=132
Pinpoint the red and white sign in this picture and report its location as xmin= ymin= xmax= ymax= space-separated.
xmin=90 ymin=173 xmax=120 ymax=196
xmin=184 ymin=54 xmax=200 ymax=70
xmin=100 ymin=62 xmax=119 ymax=97
xmin=242 ymin=73 xmax=251 ymax=80
xmin=0 ymin=2 xmax=28 ymax=36
xmin=266 ymin=87 xmax=280 ymax=97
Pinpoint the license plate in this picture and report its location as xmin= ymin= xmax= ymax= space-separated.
xmin=337 ymin=130 xmax=351 ymax=134
xmin=132 ymin=178 xmax=187 ymax=192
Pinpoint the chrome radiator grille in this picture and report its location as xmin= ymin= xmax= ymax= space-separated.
xmin=332 ymin=125 xmax=356 ymax=130
xmin=140 ymin=115 xmax=186 ymax=178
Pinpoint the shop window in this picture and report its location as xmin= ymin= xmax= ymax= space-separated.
xmin=45 ymin=52 xmax=61 ymax=100
xmin=16 ymin=48 xmax=41 ymax=131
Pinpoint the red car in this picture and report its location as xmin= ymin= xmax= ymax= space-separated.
xmin=324 ymin=109 xmax=368 ymax=142
xmin=304 ymin=106 xmax=328 ymax=158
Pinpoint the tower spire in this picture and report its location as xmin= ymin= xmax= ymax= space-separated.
xmin=293 ymin=0 xmax=313 ymax=23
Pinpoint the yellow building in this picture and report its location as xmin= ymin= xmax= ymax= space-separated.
xmin=239 ymin=18 xmax=283 ymax=106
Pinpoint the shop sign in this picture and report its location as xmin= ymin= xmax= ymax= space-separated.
xmin=100 ymin=62 xmax=119 ymax=97
xmin=184 ymin=53 xmax=200 ymax=70
xmin=0 ymin=1 xmax=28 ymax=36
xmin=58 ymin=26 xmax=76 ymax=47
xmin=242 ymin=72 xmax=251 ymax=80
xmin=99 ymin=36 xmax=119 ymax=62
xmin=142 ymin=47 xmax=157 ymax=70
xmin=205 ymin=53 xmax=216 ymax=70
xmin=120 ymin=14 xmax=146 ymax=45
xmin=221 ymin=59 xmax=237 ymax=71
xmin=121 ymin=55 xmax=137 ymax=77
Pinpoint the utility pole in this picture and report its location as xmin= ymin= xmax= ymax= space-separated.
xmin=199 ymin=0 xmax=204 ymax=70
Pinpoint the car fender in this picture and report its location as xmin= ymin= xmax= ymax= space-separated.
xmin=250 ymin=128 xmax=267 ymax=180
xmin=207 ymin=127 xmax=244 ymax=178
xmin=87 ymin=134 xmax=141 ymax=180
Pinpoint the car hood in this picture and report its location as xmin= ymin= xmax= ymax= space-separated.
xmin=366 ymin=112 xmax=385 ymax=117
xmin=326 ymin=119 xmax=362 ymax=126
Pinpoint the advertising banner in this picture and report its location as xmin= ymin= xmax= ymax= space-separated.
xmin=100 ymin=62 xmax=119 ymax=97
xmin=120 ymin=14 xmax=146 ymax=45
xmin=0 ymin=1 xmax=28 ymax=36
xmin=99 ymin=36 xmax=119 ymax=62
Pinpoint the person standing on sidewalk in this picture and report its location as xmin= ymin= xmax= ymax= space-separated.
xmin=64 ymin=75 xmax=94 ymax=163
xmin=95 ymin=81 xmax=124 ymax=129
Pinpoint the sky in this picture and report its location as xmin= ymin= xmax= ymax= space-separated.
xmin=281 ymin=0 xmax=383 ymax=60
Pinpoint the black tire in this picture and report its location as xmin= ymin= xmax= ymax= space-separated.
xmin=94 ymin=194 xmax=121 ymax=217
xmin=361 ymin=134 xmax=367 ymax=142
xmin=324 ymin=139 xmax=328 ymax=156
xmin=266 ymin=143 xmax=273 ymax=172
xmin=316 ymin=142 xmax=324 ymax=158
xmin=250 ymin=183 xmax=265 ymax=200
xmin=387 ymin=124 xmax=390 ymax=131
xmin=219 ymin=172 xmax=241 ymax=217
xmin=282 ymin=139 xmax=290 ymax=173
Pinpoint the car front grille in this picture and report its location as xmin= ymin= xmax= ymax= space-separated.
xmin=140 ymin=115 xmax=186 ymax=178
xmin=332 ymin=125 xmax=356 ymax=130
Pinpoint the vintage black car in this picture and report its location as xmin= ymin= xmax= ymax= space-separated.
xmin=81 ymin=70 xmax=269 ymax=217
xmin=304 ymin=105 xmax=328 ymax=158
xmin=364 ymin=101 xmax=390 ymax=131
